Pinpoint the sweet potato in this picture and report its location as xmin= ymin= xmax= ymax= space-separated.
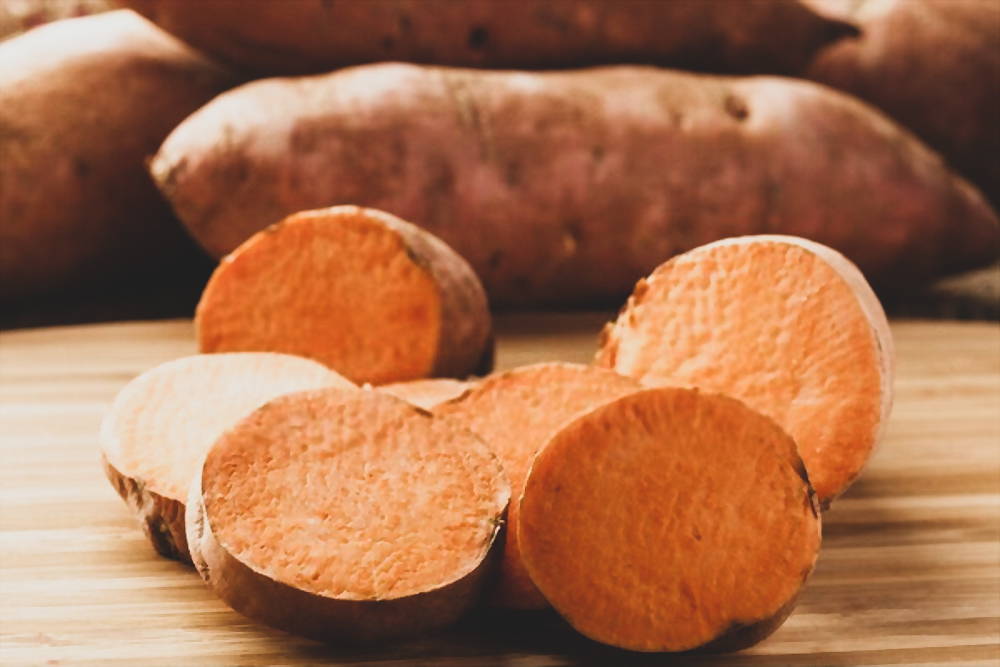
xmin=434 ymin=362 xmax=641 ymax=609
xmin=596 ymin=236 xmax=894 ymax=507
xmin=186 ymin=387 xmax=509 ymax=643
xmin=122 ymin=0 xmax=854 ymax=76
xmin=100 ymin=352 xmax=352 ymax=563
xmin=0 ymin=0 xmax=113 ymax=40
xmin=152 ymin=63 xmax=999 ymax=307
xmin=0 ymin=10 xmax=237 ymax=303
xmin=379 ymin=378 xmax=475 ymax=410
xmin=805 ymin=0 xmax=1000 ymax=206
xmin=195 ymin=206 xmax=492 ymax=385
xmin=519 ymin=386 xmax=821 ymax=652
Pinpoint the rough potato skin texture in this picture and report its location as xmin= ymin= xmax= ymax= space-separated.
xmin=153 ymin=63 xmax=999 ymax=306
xmin=0 ymin=10 xmax=237 ymax=302
xmin=186 ymin=486 xmax=500 ymax=643
xmin=122 ymin=0 xmax=855 ymax=76
xmin=102 ymin=454 xmax=190 ymax=564
xmin=805 ymin=0 xmax=1000 ymax=207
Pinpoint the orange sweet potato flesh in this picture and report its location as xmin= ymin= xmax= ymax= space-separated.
xmin=100 ymin=352 xmax=352 ymax=562
xmin=153 ymin=64 xmax=999 ymax=307
xmin=186 ymin=388 xmax=509 ymax=643
xmin=519 ymin=386 xmax=822 ymax=653
xmin=195 ymin=206 xmax=492 ymax=385
xmin=596 ymin=236 xmax=894 ymax=507
xmin=122 ymin=0 xmax=853 ymax=76
xmin=434 ymin=362 xmax=640 ymax=609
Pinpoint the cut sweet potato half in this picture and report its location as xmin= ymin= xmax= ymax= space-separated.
xmin=100 ymin=352 xmax=352 ymax=562
xmin=596 ymin=235 xmax=894 ymax=506
xmin=196 ymin=205 xmax=493 ymax=385
xmin=378 ymin=377 xmax=475 ymax=410
xmin=519 ymin=386 xmax=821 ymax=653
xmin=186 ymin=387 xmax=509 ymax=643
xmin=434 ymin=362 xmax=641 ymax=609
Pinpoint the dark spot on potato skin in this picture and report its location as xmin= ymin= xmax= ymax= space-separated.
xmin=724 ymin=94 xmax=750 ymax=121
xmin=487 ymin=250 xmax=503 ymax=270
xmin=73 ymin=158 xmax=91 ymax=178
xmin=397 ymin=12 xmax=412 ymax=33
xmin=468 ymin=26 xmax=489 ymax=50
xmin=381 ymin=35 xmax=395 ymax=51
xmin=504 ymin=160 xmax=522 ymax=187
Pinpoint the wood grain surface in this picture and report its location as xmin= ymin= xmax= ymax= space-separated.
xmin=1 ymin=314 xmax=998 ymax=666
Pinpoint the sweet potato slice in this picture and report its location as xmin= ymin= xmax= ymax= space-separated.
xmin=519 ymin=386 xmax=821 ymax=653
xmin=596 ymin=235 xmax=894 ymax=506
xmin=195 ymin=205 xmax=492 ymax=385
xmin=378 ymin=378 xmax=475 ymax=410
xmin=186 ymin=388 xmax=509 ymax=642
xmin=100 ymin=352 xmax=351 ymax=562
xmin=434 ymin=362 xmax=641 ymax=609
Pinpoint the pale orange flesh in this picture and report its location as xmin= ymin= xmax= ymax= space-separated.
xmin=378 ymin=378 xmax=475 ymax=410
xmin=100 ymin=352 xmax=351 ymax=502
xmin=519 ymin=387 xmax=821 ymax=652
xmin=201 ymin=388 xmax=509 ymax=601
xmin=434 ymin=363 xmax=641 ymax=608
xmin=596 ymin=236 xmax=892 ymax=504
xmin=196 ymin=207 xmax=444 ymax=385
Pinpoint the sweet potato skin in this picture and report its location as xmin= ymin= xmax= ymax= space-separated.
xmin=0 ymin=10 xmax=237 ymax=302
xmin=103 ymin=453 xmax=189 ymax=563
xmin=122 ymin=0 xmax=854 ymax=76
xmin=153 ymin=63 xmax=999 ymax=306
xmin=186 ymin=485 xmax=501 ymax=643
xmin=805 ymin=0 xmax=1000 ymax=206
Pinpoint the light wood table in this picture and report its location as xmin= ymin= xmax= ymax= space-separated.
xmin=2 ymin=315 xmax=998 ymax=666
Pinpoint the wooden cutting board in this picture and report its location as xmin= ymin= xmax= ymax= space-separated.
xmin=1 ymin=314 xmax=998 ymax=666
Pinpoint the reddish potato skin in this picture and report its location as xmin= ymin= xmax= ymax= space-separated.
xmin=805 ymin=0 xmax=1000 ymax=207
xmin=0 ymin=11 xmax=237 ymax=303
xmin=152 ymin=64 xmax=999 ymax=307
xmin=122 ymin=0 xmax=855 ymax=76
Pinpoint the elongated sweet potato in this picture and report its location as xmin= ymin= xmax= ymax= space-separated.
xmin=123 ymin=0 xmax=854 ymax=76
xmin=186 ymin=388 xmax=509 ymax=643
xmin=434 ymin=362 xmax=641 ymax=609
xmin=379 ymin=378 xmax=475 ymax=410
xmin=195 ymin=206 xmax=492 ymax=385
xmin=596 ymin=236 xmax=894 ymax=506
xmin=519 ymin=386 xmax=821 ymax=653
xmin=152 ymin=63 xmax=999 ymax=307
xmin=0 ymin=10 xmax=237 ymax=303
xmin=805 ymin=0 xmax=1000 ymax=206
xmin=100 ymin=352 xmax=352 ymax=562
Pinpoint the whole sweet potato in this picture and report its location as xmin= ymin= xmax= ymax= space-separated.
xmin=152 ymin=63 xmax=999 ymax=307
xmin=123 ymin=0 xmax=855 ymax=76
xmin=805 ymin=0 xmax=1000 ymax=206
xmin=0 ymin=10 xmax=237 ymax=303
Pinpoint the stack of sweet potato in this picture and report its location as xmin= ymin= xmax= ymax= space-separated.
xmin=1 ymin=0 xmax=997 ymax=310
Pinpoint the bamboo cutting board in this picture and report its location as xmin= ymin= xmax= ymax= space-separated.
xmin=1 ymin=314 xmax=998 ymax=666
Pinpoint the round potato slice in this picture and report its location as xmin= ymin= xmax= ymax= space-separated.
xmin=101 ymin=352 xmax=352 ymax=562
xmin=196 ymin=205 xmax=493 ymax=385
xmin=596 ymin=235 xmax=894 ymax=505
xmin=519 ymin=386 xmax=822 ymax=653
xmin=187 ymin=388 xmax=509 ymax=642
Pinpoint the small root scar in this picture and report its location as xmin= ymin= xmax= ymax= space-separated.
xmin=468 ymin=26 xmax=489 ymax=50
xmin=724 ymin=95 xmax=750 ymax=121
